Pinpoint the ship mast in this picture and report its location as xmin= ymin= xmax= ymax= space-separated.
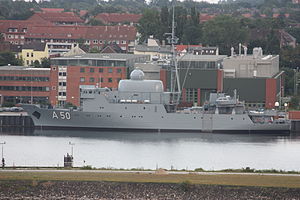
xmin=167 ymin=6 xmax=181 ymax=104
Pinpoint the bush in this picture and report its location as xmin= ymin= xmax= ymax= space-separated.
xmin=179 ymin=180 xmax=192 ymax=192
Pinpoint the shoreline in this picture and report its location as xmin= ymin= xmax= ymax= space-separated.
xmin=1 ymin=179 xmax=300 ymax=199
xmin=2 ymin=169 xmax=300 ymax=188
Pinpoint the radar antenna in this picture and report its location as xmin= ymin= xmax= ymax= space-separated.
xmin=165 ymin=6 xmax=181 ymax=104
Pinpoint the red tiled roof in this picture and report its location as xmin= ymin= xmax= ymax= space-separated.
xmin=0 ymin=20 xmax=50 ymax=33
xmin=40 ymin=8 xmax=64 ymax=13
xmin=242 ymin=13 xmax=252 ymax=18
xmin=199 ymin=14 xmax=216 ymax=23
xmin=273 ymin=13 xmax=290 ymax=18
xmin=27 ymin=12 xmax=84 ymax=23
xmin=85 ymin=26 xmax=136 ymax=40
xmin=25 ymin=25 xmax=137 ymax=41
xmin=95 ymin=13 xmax=142 ymax=24
xmin=176 ymin=45 xmax=202 ymax=52
xmin=25 ymin=25 xmax=88 ymax=39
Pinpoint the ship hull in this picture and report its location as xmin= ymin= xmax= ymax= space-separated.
xmin=22 ymin=105 xmax=290 ymax=134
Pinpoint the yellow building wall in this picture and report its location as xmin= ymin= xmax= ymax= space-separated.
xmin=20 ymin=46 xmax=49 ymax=66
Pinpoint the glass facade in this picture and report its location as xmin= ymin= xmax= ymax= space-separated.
xmin=52 ymin=59 xmax=126 ymax=67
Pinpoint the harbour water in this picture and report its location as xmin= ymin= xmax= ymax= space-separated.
xmin=0 ymin=129 xmax=299 ymax=171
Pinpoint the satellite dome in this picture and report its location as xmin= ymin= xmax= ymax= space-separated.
xmin=130 ymin=69 xmax=144 ymax=80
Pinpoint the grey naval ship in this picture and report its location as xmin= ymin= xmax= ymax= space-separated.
xmin=22 ymin=69 xmax=290 ymax=134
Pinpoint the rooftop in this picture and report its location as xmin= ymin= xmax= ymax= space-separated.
xmin=135 ymin=45 xmax=172 ymax=53
xmin=52 ymin=53 xmax=149 ymax=61
xmin=178 ymin=54 xmax=227 ymax=62
xmin=0 ymin=65 xmax=50 ymax=71
xmin=22 ymin=42 xmax=46 ymax=51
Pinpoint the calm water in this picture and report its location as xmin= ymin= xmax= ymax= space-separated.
xmin=0 ymin=128 xmax=300 ymax=171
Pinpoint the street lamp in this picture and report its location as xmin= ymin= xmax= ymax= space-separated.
xmin=0 ymin=142 xmax=6 ymax=168
xmin=69 ymin=142 xmax=75 ymax=157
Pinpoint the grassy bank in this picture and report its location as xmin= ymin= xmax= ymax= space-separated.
xmin=1 ymin=170 xmax=300 ymax=188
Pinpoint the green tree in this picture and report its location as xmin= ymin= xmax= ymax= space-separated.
xmin=202 ymin=15 xmax=248 ymax=55
xmin=137 ymin=9 xmax=161 ymax=43
xmin=265 ymin=29 xmax=280 ymax=54
xmin=41 ymin=57 xmax=50 ymax=68
xmin=0 ymin=51 xmax=23 ymax=66
xmin=33 ymin=60 xmax=41 ymax=68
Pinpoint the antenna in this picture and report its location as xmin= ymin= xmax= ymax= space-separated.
xmin=165 ymin=6 xmax=181 ymax=104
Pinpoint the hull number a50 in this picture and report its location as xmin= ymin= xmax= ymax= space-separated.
xmin=52 ymin=111 xmax=71 ymax=120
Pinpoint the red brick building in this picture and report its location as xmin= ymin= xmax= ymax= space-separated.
xmin=0 ymin=19 xmax=137 ymax=54
xmin=49 ymin=53 xmax=150 ymax=106
xmin=0 ymin=20 xmax=50 ymax=45
xmin=0 ymin=66 xmax=51 ymax=105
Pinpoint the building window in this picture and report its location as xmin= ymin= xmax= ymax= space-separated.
xmin=108 ymin=78 xmax=113 ymax=83
xmin=117 ymin=68 xmax=122 ymax=73
xmin=80 ymin=77 xmax=85 ymax=82
xmin=59 ymin=82 xmax=66 ymax=86
xmin=122 ymin=40 xmax=126 ymax=44
xmin=59 ymin=92 xmax=66 ymax=96
xmin=26 ymin=60 xmax=29 ymax=65
xmin=99 ymin=40 xmax=102 ymax=44
xmin=108 ymin=68 xmax=113 ymax=73
xmin=26 ymin=53 xmax=29 ymax=57
xmin=93 ymin=40 xmax=98 ymax=44
xmin=80 ymin=68 xmax=85 ymax=73
xmin=98 ymin=77 xmax=104 ymax=82
xmin=89 ymin=77 xmax=95 ymax=82
xmin=90 ymin=68 xmax=94 ymax=73
xmin=31 ymin=53 xmax=34 ymax=57
xmin=99 ymin=68 xmax=104 ymax=73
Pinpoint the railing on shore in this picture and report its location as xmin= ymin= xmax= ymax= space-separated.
xmin=0 ymin=113 xmax=34 ymax=128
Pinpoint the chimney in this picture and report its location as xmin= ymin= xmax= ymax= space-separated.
xmin=244 ymin=46 xmax=247 ymax=56
xmin=231 ymin=47 xmax=234 ymax=57
xmin=239 ymin=43 xmax=241 ymax=56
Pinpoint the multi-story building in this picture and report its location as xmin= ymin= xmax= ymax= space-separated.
xmin=0 ymin=20 xmax=49 ymax=45
xmin=0 ymin=66 xmax=50 ymax=105
xmin=49 ymin=53 xmax=150 ymax=106
xmin=20 ymin=42 xmax=49 ymax=66
xmin=25 ymin=25 xmax=137 ymax=54
xmin=134 ymin=37 xmax=172 ymax=60
xmin=223 ymin=47 xmax=284 ymax=109
xmin=161 ymin=54 xmax=226 ymax=106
